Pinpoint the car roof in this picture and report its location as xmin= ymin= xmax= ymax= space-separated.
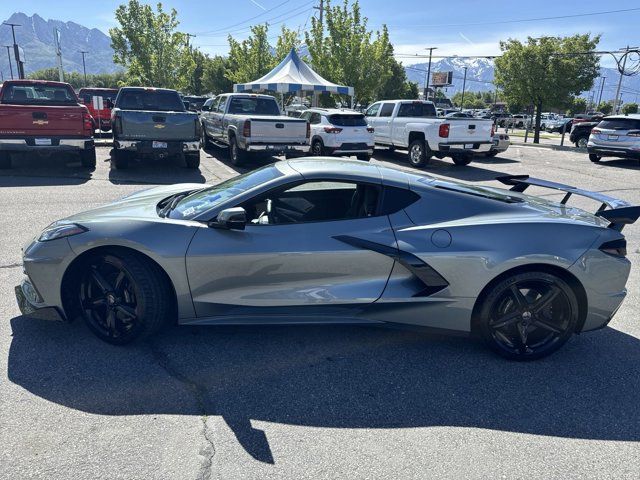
xmin=3 ymin=79 xmax=72 ymax=87
xmin=603 ymin=114 xmax=640 ymax=120
xmin=304 ymin=108 xmax=363 ymax=115
xmin=120 ymin=87 xmax=178 ymax=93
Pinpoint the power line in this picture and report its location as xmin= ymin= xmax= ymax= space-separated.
xmin=193 ymin=0 xmax=292 ymax=35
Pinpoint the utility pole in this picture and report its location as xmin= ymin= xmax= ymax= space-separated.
xmin=460 ymin=66 xmax=468 ymax=110
xmin=424 ymin=47 xmax=437 ymax=100
xmin=185 ymin=33 xmax=196 ymax=49
xmin=597 ymin=76 xmax=606 ymax=108
xmin=53 ymin=28 xmax=64 ymax=82
xmin=313 ymin=0 xmax=324 ymax=27
xmin=4 ymin=46 xmax=13 ymax=79
xmin=80 ymin=50 xmax=88 ymax=86
xmin=3 ymin=22 xmax=24 ymax=78
xmin=613 ymin=46 xmax=639 ymax=114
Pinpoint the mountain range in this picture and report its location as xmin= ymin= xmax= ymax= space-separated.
xmin=1 ymin=12 xmax=638 ymax=105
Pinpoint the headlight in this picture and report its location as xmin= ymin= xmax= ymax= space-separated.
xmin=38 ymin=223 xmax=88 ymax=242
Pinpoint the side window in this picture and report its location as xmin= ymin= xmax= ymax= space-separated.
xmin=365 ymin=103 xmax=380 ymax=117
xmin=216 ymin=96 xmax=228 ymax=113
xmin=299 ymin=112 xmax=310 ymax=121
xmin=242 ymin=180 xmax=380 ymax=225
xmin=310 ymin=113 xmax=322 ymax=125
xmin=201 ymin=98 xmax=213 ymax=111
xmin=379 ymin=103 xmax=395 ymax=117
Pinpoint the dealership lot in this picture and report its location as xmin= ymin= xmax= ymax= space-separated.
xmin=1 ymin=145 xmax=639 ymax=479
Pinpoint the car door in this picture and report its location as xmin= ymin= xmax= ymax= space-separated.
xmin=209 ymin=95 xmax=226 ymax=140
xmin=364 ymin=103 xmax=382 ymax=142
xmin=374 ymin=102 xmax=396 ymax=144
xmin=201 ymin=98 xmax=216 ymax=136
xmin=185 ymin=178 xmax=397 ymax=319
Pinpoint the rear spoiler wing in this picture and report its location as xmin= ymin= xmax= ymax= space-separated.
xmin=496 ymin=175 xmax=640 ymax=231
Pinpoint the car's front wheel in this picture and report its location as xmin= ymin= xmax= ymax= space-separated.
xmin=477 ymin=271 xmax=579 ymax=360
xmin=589 ymin=153 xmax=601 ymax=163
xmin=78 ymin=250 xmax=173 ymax=345
xmin=111 ymin=149 xmax=130 ymax=170
xmin=576 ymin=137 xmax=588 ymax=149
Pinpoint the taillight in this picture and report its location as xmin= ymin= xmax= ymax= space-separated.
xmin=591 ymin=128 xmax=601 ymax=134
xmin=439 ymin=123 xmax=450 ymax=138
xmin=83 ymin=112 xmax=94 ymax=134
xmin=599 ymin=238 xmax=627 ymax=257
xmin=306 ymin=122 xmax=311 ymax=139
xmin=491 ymin=124 xmax=495 ymax=137
xmin=324 ymin=126 xmax=343 ymax=134
xmin=243 ymin=120 xmax=251 ymax=137
xmin=367 ymin=126 xmax=374 ymax=133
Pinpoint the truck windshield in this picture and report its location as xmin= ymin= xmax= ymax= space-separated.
xmin=170 ymin=165 xmax=284 ymax=219
xmin=1 ymin=84 xmax=77 ymax=106
xmin=228 ymin=97 xmax=280 ymax=115
xmin=397 ymin=103 xmax=436 ymax=117
xmin=117 ymin=90 xmax=185 ymax=112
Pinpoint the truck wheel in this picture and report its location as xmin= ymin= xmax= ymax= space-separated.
xmin=311 ymin=139 xmax=325 ymax=156
xmin=80 ymin=148 xmax=97 ymax=169
xmin=112 ymin=149 xmax=130 ymax=170
xmin=0 ymin=151 xmax=11 ymax=169
xmin=229 ymin=136 xmax=247 ymax=166
xmin=408 ymin=139 xmax=430 ymax=168
xmin=485 ymin=150 xmax=499 ymax=158
xmin=589 ymin=153 xmax=601 ymax=163
xmin=201 ymin=126 xmax=209 ymax=147
xmin=185 ymin=152 xmax=201 ymax=169
xmin=356 ymin=153 xmax=371 ymax=161
xmin=452 ymin=154 xmax=473 ymax=166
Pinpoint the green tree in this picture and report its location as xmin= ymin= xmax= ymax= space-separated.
xmin=201 ymin=55 xmax=234 ymax=95
xmin=110 ymin=1 xmax=195 ymax=90
xmin=622 ymin=102 xmax=639 ymax=114
xmin=226 ymin=24 xmax=274 ymax=84
xmin=305 ymin=0 xmax=395 ymax=106
xmin=566 ymin=96 xmax=587 ymax=116
xmin=378 ymin=59 xmax=419 ymax=100
xmin=28 ymin=68 xmax=125 ymax=89
xmin=494 ymin=34 xmax=600 ymax=143
xmin=597 ymin=100 xmax=614 ymax=115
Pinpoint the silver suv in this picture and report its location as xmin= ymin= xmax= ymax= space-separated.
xmin=587 ymin=114 xmax=640 ymax=163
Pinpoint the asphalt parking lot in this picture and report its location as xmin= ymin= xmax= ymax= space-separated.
xmin=1 ymin=145 xmax=639 ymax=479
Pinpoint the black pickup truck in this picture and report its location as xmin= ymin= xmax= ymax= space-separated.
xmin=111 ymin=87 xmax=201 ymax=169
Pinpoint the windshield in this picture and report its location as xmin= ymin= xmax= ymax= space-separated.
xmin=228 ymin=97 xmax=280 ymax=115
xmin=1 ymin=84 xmax=77 ymax=106
xmin=169 ymin=165 xmax=285 ymax=219
xmin=117 ymin=89 xmax=185 ymax=111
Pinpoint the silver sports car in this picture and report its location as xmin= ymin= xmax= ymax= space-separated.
xmin=15 ymin=158 xmax=639 ymax=360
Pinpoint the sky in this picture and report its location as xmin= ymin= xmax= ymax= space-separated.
xmin=1 ymin=0 xmax=639 ymax=69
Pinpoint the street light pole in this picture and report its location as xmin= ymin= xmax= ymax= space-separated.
xmin=4 ymin=46 xmax=13 ymax=79
xmin=3 ymin=22 xmax=24 ymax=78
xmin=80 ymin=50 xmax=88 ymax=86
xmin=460 ymin=66 xmax=468 ymax=110
xmin=424 ymin=47 xmax=437 ymax=100
xmin=597 ymin=76 xmax=606 ymax=108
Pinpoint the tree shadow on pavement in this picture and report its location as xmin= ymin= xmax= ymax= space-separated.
xmin=0 ymin=152 xmax=93 ymax=186
xmin=8 ymin=316 xmax=640 ymax=464
xmin=201 ymin=144 xmax=281 ymax=176
xmin=107 ymin=155 xmax=207 ymax=185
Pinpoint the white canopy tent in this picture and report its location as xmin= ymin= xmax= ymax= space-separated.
xmin=233 ymin=48 xmax=354 ymax=106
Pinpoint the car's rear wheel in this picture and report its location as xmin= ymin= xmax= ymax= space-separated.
xmin=452 ymin=153 xmax=473 ymax=166
xmin=112 ymin=149 xmax=130 ymax=169
xmin=311 ymin=139 xmax=325 ymax=156
xmin=80 ymin=148 xmax=97 ymax=168
xmin=0 ymin=151 xmax=11 ymax=169
xmin=78 ymin=251 xmax=173 ymax=345
xmin=185 ymin=151 xmax=201 ymax=169
xmin=356 ymin=153 xmax=371 ymax=161
xmin=229 ymin=135 xmax=247 ymax=166
xmin=408 ymin=139 xmax=430 ymax=167
xmin=477 ymin=271 xmax=578 ymax=360
xmin=589 ymin=153 xmax=601 ymax=163
xmin=485 ymin=150 xmax=499 ymax=158
xmin=576 ymin=137 xmax=588 ymax=149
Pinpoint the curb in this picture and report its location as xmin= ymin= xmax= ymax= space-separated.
xmin=511 ymin=141 xmax=586 ymax=153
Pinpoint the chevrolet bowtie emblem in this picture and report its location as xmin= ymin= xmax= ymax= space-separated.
xmin=154 ymin=124 xmax=165 ymax=129
xmin=32 ymin=120 xmax=49 ymax=125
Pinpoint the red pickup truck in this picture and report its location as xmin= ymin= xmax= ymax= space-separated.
xmin=0 ymin=79 xmax=96 ymax=169
xmin=78 ymin=87 xmax=118 ymax=131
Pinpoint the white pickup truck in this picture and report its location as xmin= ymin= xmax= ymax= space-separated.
xmin=364 ymin=100 xmax=494 ymax=166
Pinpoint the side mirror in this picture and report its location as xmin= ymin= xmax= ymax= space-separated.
xmin=210 ymin=207 xmax=246 ymax=230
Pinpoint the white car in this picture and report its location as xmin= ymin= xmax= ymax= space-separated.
xmin=300 ymin=108 xmax=374 ymax=160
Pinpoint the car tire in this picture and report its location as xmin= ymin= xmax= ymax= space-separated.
xmin=408 ymin=139 xmax=430 ymax=167
xmin=112 ymin=149 xmax=130 ymax=170
xmin=185 ymin=151 xmax=201 ymax=169
xmin=576 ymin=137 xmax=588 ymax=149
xmin=589 ymin=153 xmax=601 ymax=163
xmin=80 ymin=148 xmax=97 ymax=169
xmin=311 ymin=139 xmax=325 ymax=156
xmin=477 ymin=271 xmax=579 ymax=361
xmin=201 ymin=126 xmax=209 ymax=147
xmin=0 ymin=151 xmax=11 ymax=169
xmin=388 ymin=145 xmax=395 ymax=152
xmin=452 ymin=153 xmax=473 ymax=166
xmin=356 ymin=153 xmax=371 ymax=161
xmin=78 ymin=250 xmax=174 ymax=345
xmin=229 ymin=136 xmax=247 ymax=166
xmin=485 ymin=150 xmax=499 ymax=158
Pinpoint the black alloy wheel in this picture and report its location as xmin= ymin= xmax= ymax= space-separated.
xmin=79 ymin=252 xmax=172 ymax=344
xmin=311 ymin=139 xmax=324 ymax=156
xmin=478 ymin=272 xmax=578 ymax=360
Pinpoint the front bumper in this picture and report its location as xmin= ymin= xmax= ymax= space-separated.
xmin=115 ymin=139 xmax=201 ymax=154
xmin=587 ymin=145 xmax=640 ymax=160
xmin=0 ymin=138 xmax=94 ymax=151
xmin=15 ymin=278 xmax=65 ymax=322
xmin=438 ymin=141 xmax=492 ymax=154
